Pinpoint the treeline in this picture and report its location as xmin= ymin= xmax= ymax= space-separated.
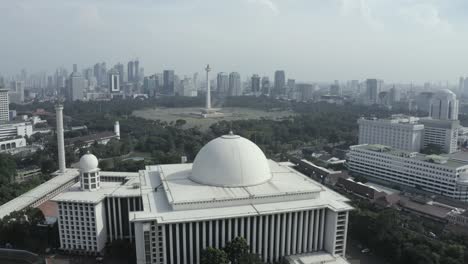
xmin=349 ymin=201 xmax=468 ymax=264
xmin=0 ymin=208 xmax=59 ymax=252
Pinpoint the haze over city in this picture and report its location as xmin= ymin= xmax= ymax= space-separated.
xmin=2 ymin=1 xmax=468 ymax=264
xmin=2 ymin=0 xmax=468 ymax=82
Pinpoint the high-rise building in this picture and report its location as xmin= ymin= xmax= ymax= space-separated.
xmin=261 ymin=76 xmax=270 ymax=95
xmin=115 ymin=63 xmax=125 ymax=84
xmin=389 ymin=86 xmax=400 ymax=104
xmin=108 ymin=69 xmax=120 ymax=93
xmin=420 ymin=118 xmax=459 ymax=154
xmin=358 ymin=116 xmax=424 ymax=152
xmin=365 ymin=79 xmax=381 ymax=105
xmin=251 ymin=74 xmax=260 ymax=93
xmin=0 ymin=89 xmax=9 ymax=122
xmin=68 ymin=64 xmax=84 ymax=101
xmin=134 ymin=60 xmax=140 ymax=82
xmin=429 ymin=89 xmax=459 ymax=121
xmin=128 ymin=61 xmax=135 ymax=83
xmin=297 ymin=83 xmax=314 ymax=101
xmin=9 ymin=81 xmax=24 ymax=103
xmin=228 ymin=72 xmax=241 ymax=96
xmin=459 ymin=77 xmax=464 ymax=94
xmin=163 ymin=70 xmax=175 ymax=95
xmin=216 ymin=72 xmax=229 ymax=96
xmin=274 ymin=70 xmax=286 ymax=96
xmin=287 ymin=79 xmax=296 ymax=99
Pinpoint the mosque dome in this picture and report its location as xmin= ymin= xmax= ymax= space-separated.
xmin=190 ymin=133 xmax=272 ymax=187
xmin=79 ymin=152 xmax=99 ymax=172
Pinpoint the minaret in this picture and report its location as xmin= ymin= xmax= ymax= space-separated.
xmin=205 ymin=64 xmax=211 ymax=110
xmin=114 ymin=121 xmax=120 ymax=140
xmin=55 ymin=102 xmax=66 ymax=173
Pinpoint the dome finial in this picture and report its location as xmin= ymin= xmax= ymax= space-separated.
xmin=229 ymin=130 xmax=234 ymax=136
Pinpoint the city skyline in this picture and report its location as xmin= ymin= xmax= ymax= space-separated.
xmin=2 ymin=0 xmax=468 ymax=82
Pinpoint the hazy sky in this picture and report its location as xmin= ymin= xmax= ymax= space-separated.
xmin=1 ymin=0 xmax=468 ymax=83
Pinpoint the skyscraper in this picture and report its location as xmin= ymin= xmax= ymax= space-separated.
xmin=115 ymin=63 xmax=125 ymax=84
xmin=127 ymin=61 xmax=135 ymax=83
xmin=274 ymin=70 xmax=286 ymax=97
xmin=389 ymin=86 xmax=400 ymax=104
xmin=261 ymin=76 xmax=270 ymax=95
xmin=9 ymin=81 xmax=24 ymax=104
xmin=216 ymin=72 xmax=229 ymax=96
xmin=365 ymin=79 xmax=381 ymax=105
xmin=287 ymin=78 xmax=296 ymax=99
xmin=108 ymin=69 xmax=120 ymax=93
xmin=163 ymin=70 xmax=175 ymax=95
xmin=0 ymin=89 xmax=9 ymax=122
xmin=251 ymin=74 xmax=260 ymax=94
xmin=68 ymin=64 xmax=84 ymax=101
xmin=134 ymin=60 xmax=140 ymax=82
xmin=228 ymin=72 xmax=241 ymax=96
xmin=429 ymin=89 xmax=459 ymax=120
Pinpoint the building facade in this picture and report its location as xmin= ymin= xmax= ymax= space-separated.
xmin=0 ymin=122 xmax=33 ymax=140
xmin=347 ymin=144 xmax=468 ymax=201
xmin=0 ymin=89 xmax=9 ymax=122
xmin=420 ymin=119 xmax=459 ymax=154
xmin=430 ymin=89 xmax=459 ymax=120
xmin=358 ymin=116 xmax=424 ymax=152
xmin=274 ymin=70 xmax=286 ymax=97
xmin=216 ymin=72 xmax=229 ymax=96
xmin=228 ymin=72 xmax=241 ymax=96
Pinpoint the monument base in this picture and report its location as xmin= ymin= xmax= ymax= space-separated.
xmin=190 ymin=108 xmax=231 ymax=119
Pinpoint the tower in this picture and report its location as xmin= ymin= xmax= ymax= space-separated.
xmin=114 ymin=121 xmax=120 ymax=140
xmin=55 ymin=103 xmax=66 ymax=173
xmin=205 ymin=64 xmax=211 ymax=110
xmin=0 ymin=89 xmax=9 ymax=122
xmin=79 ymin=152 xmax=101 ymax=191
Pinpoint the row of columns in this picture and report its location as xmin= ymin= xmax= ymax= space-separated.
xmin=153 ymin=208 xmax=327 ymax=264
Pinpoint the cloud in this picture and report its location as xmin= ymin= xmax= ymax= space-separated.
xmin=247 ymin=0 xmax=279 ymax=15
xmin=339 ymin=0 xmax=383 ymax=30
xmin=398 ymin=3 xmax=452 ymax=32
xmin=76 ymin=4 xmax=103 ymax=30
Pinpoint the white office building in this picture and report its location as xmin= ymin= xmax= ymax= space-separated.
xmin=358 ymin=115 xmax=424 ymax=152
xmin=0 ymin=88 xmax=9 ymax=122
xmin=53 ymin=134 xmax=352 ymax=263
xmin=347 ymin=144 xmax=468 ymax=201
xmin=0 ymin=122 xmax=33 ymax=140
xmin=420 ymin=118 xmax=459 ymax=154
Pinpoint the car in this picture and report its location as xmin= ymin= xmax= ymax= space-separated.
xmin=361 ymin=248 xmax=370 ymax=254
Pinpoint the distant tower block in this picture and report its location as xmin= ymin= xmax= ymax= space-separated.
xmin=205 ymin=64 xmax=211 ymax=110
xmin=55 ymin=103 xmax=66 ymax=173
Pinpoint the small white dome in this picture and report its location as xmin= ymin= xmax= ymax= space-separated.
xmin=190 ymin=133 xmax=272 ymax=187
xmin=79 ymin=153 xmax=99 ymax=172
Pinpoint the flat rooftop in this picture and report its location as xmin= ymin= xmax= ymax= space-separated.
xmin=352 ymin=144 xmax=468 ymax=169
xmin=0 ymin=169 xmax=79 ymax=219
xmin=131 ymin=161 xmax=352 ymax=224
xmin=52 ymin=171 xmax=142 ymax=203
xmin=286 ymin=252 xmax=350 ymax=264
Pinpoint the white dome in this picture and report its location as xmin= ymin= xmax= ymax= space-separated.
xmin=79 ymin=153 xmax=99 ymax=172
xmin=190 ymin=133 xmax=272 ymax=187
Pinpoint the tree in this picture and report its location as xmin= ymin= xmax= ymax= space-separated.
xmin=421 ymin=143 xmax=443 ymax=155
xmin=200 ymin=247 xmax=229 ymax=264
xmin=224 ymin=237 xmax=249 ymax=264
xmin=239 ymin=253 xmax=263 ymax=264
